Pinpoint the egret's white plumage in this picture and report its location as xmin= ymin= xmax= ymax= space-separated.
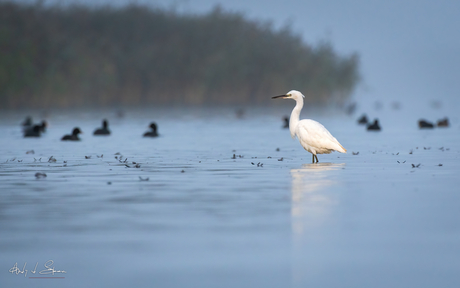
xmin=272 ymin=90 xmax=346 ymax=163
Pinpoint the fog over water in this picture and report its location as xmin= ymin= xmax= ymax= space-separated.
xmin=154 ymin=0 xmax=460 ymax=105
xmin=16 ymin=0 xmax=460 ymax=104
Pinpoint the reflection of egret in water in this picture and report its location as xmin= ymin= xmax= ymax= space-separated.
xmin=291 ymin=162 xmax=345 ymax=287
xmin=291 ymin=162 xmax=345 ymax=235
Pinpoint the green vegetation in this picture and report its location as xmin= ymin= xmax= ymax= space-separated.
xmin=0 ymin=1 xmax=359 ymax=108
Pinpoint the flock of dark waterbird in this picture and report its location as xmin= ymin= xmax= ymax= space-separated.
xmin=18 ymin=108 xmax=452 ymax=174
xmin=22 ymin=117 xmax=159 ymax=140
xmin=280 ymin=110 xmax=449 ymax=133
xmin=22 ymin=109 xmax=450 ymax=141
xmin=357 ymin=114 xmax=382 ymax=131
xmin=355 ymin=114 xmax=449 ymax=131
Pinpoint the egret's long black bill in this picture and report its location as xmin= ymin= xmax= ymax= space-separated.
xmin=272 ymin=95 xmax=288 ymax=99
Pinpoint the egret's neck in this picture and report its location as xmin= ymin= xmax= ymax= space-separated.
xmin=289 ymin=97 xmax=303 ymax=138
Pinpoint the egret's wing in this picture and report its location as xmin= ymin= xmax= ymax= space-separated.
xmin=297 ymin=119 xmax=345 ymax=153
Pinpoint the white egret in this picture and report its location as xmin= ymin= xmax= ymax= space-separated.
xmin=272 ymin=90 xmax=347 ymax=163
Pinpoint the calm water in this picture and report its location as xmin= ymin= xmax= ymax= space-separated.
xmin=1 ymin=105 xmax=460 ymax=287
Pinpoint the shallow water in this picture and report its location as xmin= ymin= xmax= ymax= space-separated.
xmin=1 ymin=105 xmax=460 ymax=287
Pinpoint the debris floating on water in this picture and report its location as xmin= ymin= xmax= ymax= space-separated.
xmin=232 ymin=154 xmax=244 ymax=159
xmin=418 ymin=119 xmax=434 ymax=129
xmin=35 ymin=172 xmax=47 ymax=179
xmin=437 ymin=117 xmax=449 ymax=127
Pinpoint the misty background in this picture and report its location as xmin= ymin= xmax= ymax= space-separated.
xmin=0 ymin=0 xmax=359 ymax=108
xmin=2 ymin=0 xmax=460 ymax=112
xmin=151 ymin=0 xmax=460 ymax=106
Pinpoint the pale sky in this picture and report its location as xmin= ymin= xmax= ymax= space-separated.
xmin=14 ymin=0 xmax=460 ymax=108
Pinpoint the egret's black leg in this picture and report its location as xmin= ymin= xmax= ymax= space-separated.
xmin=312 ymin=154 xmax=315 ymax=163
xmin=314 ymin=154 xmax=319 ymax=163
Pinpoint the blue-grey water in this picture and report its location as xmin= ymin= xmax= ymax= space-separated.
xmin=1 ymin=104 xmax=460 ymax=287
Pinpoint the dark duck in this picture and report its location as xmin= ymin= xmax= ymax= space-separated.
xmin=283 ymin=116 xmax=289 ymax=129
xmin=23 ymin=121 xmax=47 ymax=137
xmin=367 ymin=119 xmax=381 ymax=131
xmin=62 ymin=127 xmax=82 ymax=141
xmin=24 ymin=125 xmax=41 ymax=137
xmin=357 ymin=114 xmax=368 ymax=125
xmin=143 ymin=122 xmax=159 ymax=137
xmin=93 ymin=119 xmax=111 ymax=135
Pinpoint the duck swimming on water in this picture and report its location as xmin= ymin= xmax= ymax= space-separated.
xmin=143 ymin=122 xmax=159 ymax=137
xmin=23 ymin=120 xmax=47 ymax=137
xmin=94 ymin=119 xmax=111 ymax=135
xmin=24 ymin=125 xmax=41 ymax=137
xmin=62 ymin=127 xmax=82 ymax=141
xmin=357 ymin=114 xmax=368 ymax=125
xmin=367 ymin=119 xmax=381 ymax=131
xmin=282 ymin=116 xmax=289 ymax=129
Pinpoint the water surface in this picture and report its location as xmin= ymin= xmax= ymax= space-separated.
xmin=1 ymin=106 xmax=460 ymax=287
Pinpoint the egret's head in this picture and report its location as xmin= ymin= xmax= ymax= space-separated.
xmin=271 ymin=90 xmax=305 ymax=101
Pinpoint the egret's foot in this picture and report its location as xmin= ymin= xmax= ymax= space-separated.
xmin=312 ymin=154 xmax=319 ymax=163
